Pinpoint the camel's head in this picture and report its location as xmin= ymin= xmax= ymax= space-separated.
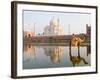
xmin=72 ymin=33 xmax=76 ymax=37
xmin=79 ymin=34 xmax=86 ymax=39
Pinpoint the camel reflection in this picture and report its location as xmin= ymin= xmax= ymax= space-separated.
xmin=69 ymin=46 xmax=89 ymax=66
xmin=44 ymin=46 xmax=64 ymax=64
xmin=23 ymin=44 xmax=36 ymax=63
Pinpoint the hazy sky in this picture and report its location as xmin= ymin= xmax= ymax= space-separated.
xmin=23 ymin=10 xmax=91 ymax=35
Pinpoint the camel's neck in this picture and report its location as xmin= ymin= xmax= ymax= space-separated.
xmin=79 ymin=37 xmax=85 ymax=43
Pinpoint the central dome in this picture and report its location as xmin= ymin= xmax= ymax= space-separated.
xmin=50 ymin=18 xmax=59 ymax=27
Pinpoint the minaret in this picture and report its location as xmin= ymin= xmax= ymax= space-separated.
xmin=57 ymin=18 xmax=59 ymax=27
xmin=34 ymin=23 xmax=35 ymax=36
xmin=57 ymin=18 xmax=59 ymax=35
xmin=68 ymin=24 xmax=70 ymax=35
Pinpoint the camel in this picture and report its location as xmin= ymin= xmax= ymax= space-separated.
xmin=71 ymin=34 xmax=85 ymax=46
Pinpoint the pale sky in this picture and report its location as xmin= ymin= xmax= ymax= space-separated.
xmin=23 ymin=10 xmax=91 ymax=35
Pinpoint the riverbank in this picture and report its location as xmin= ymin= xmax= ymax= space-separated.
xmin=24 ymin=42 xmax=90 ymax=46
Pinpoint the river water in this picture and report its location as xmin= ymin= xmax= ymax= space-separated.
xmin=23 ymin=44 xmax=91 ymax=69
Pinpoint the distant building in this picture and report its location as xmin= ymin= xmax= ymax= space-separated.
xmin=44 ymin=18 xmax=64 ymax=36
xmin=86 ymin=24 xmax=91 ymax=36
xmin=24 ymin=31 xmax=35 ymax=38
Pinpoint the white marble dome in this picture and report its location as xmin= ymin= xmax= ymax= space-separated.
xmin=50 ymin=19 xmax=59 ymax=27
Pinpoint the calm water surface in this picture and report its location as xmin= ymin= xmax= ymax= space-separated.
xmin=23 ymin=44 xmax=91 ymax=69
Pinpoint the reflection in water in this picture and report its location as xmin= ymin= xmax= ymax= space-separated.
xmin=44 ymin=47 xmax=64 ymax=63
xmin=23 ymin=44 xmax=91 ymax=69
xmin=87 ymin=45 xmax=91 ymax=56
xmin=69 ymin=46 xmax=88 ymax=66
xmin=23 ymin=44 xmax=36 ymax=63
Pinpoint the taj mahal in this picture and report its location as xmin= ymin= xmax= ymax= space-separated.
xmin=44 ymin=18 xmax=64 ymax=36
